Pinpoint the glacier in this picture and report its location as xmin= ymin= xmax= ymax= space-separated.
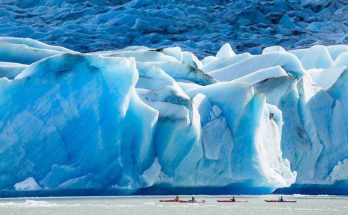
xmin=1 ymin=0 xmax=348 ymax=57
xmin=1 ymin=37 xmax=348 ymax=195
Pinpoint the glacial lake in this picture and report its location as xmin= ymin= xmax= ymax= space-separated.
xmin=0 ymin=195 xmax=347 ymax=215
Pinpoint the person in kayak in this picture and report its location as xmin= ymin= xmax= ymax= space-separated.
xmin=231 ymin=196 xmax=236 ymax=202
xmin=175 ymin=196 xmax=179 ymax=201
xmin=279 ymin=196 xmax=284 ymax=202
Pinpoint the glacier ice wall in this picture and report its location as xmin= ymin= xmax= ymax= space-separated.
xmin=1 ymin=37 xmax=348 ymax=194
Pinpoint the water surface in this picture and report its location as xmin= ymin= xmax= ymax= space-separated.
xmin=0 ymin=195 xmax=346 ymax=215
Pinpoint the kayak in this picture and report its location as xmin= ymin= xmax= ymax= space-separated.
xmin=179 ymin=200 xmax=206 ymax=203
xmin=264 ymin=200 xmax=297 ymax=203
xmin=217 ymin=200 xmax=248 ymax=203
xmin=159 ymin=200 xmax=180 ymax=202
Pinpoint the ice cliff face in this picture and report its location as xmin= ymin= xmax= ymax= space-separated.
xmin=1 ymin=37 xmax=348 ymax=194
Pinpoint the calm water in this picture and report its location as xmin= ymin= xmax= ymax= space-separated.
xmin=0 ymin=195 xmax=347 ymax=215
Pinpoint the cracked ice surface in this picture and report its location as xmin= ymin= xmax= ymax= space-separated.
xmin=1 ymin=0 xmax=347 ymax=57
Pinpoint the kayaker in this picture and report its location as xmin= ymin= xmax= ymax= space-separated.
xmin=191 ymin=196 xmax=195 ymax=202
xmin=231 ymin=196 xmax=235 ymax=202
xmin=279 ymin=196 xmax=284 ymax=202
xmin=175 ymin=196 xmax=179 ymax=201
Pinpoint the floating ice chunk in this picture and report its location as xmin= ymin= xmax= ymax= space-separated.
xmin=14 ymin=177 xmax=41 ymax=191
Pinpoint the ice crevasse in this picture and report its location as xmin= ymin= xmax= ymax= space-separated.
xmin=1 ymin=37 xmax=348 ymax=194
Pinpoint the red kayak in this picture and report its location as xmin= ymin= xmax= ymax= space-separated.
xmin=265 ymin=200 xmax=297 ymax=203
xmin=217 ymin=200 xmax=248 ymax=203
xmin=179 ymin=200 xmax=206 ymax=203
xmin=159 ymin=199 xmax=180 ymax=202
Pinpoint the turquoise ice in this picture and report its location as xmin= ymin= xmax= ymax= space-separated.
xmin=1 ymin=38 xmax=348 ymax=195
